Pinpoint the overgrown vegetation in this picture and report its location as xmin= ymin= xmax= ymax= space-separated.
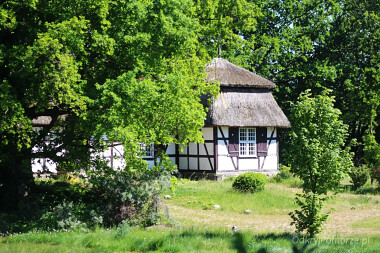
xmin=0 ymin=162 xmax=173 ymax=234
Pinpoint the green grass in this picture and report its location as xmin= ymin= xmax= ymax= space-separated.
xmin=1 ymin=179 xmax=380 ymax=252
xmin=164 ymin=180 xmax=299 ymax=215
xmin=351 ymin=216 xmax=380 ymax=229
xmin=1 ymin=228 xmax=380 ymax=253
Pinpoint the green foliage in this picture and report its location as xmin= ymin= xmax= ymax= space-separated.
xmin=363 ymin=134 xmax=380 ymax=183
xmin=271 ymin=165 xmax=302 ymax=188
xmin=0 ymin=0 xmax=219 ymax=209
xmin=223 ymin=176 xmax=237 ymax=182
xmin=85 ymin=159 xmax=173 ymax=227
xmin=231 ymin=0 xmax=380 ymax=165
xmin=288 ymin=90 xmax=353 ymax=237
xmin=170 ymin=176 xmax=179 ymax=195
xmin=349 ymin=165 xmax=370 ymax=190
xmin=373 ymin=167 xmax=380 ymax=186
xmin=232 ymin=172 xmax=267 ymax=193
xmin=39 ymin=201 xmax=90 ymax=231
xmin=272 ymin=164 xmax=293 ymax=182
xmin=289 ymin=193 xmax=332 ymax=238
xmin=289 ymin=90 xmax=353 ymax=194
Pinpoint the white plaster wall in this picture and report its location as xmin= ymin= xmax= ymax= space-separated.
xmin=202 ymin=127 xmax=213 ymax=140
xmin=166 ymin=143 xmax=176 ymax=155
xmin=267 ymin=127 xmax=277 ymax=138
xmin=218 ymin=127 xmax=229 ymax=138
xmin=239 ymin=158 xmax=259 ymax=171
xmin=179 ymin=157 xmax=188 ymax=170
xmin=189 ymin=143 xmax=197 ymax=155
xmin=199 ymin=143 xmax=213 ymax=156
xmin=189 ymin=157 xmax=197 ymax=170
xmin=200 ymin=158 xmax=213 ymax=170
xmin=32 ymin=158 xmax=57 ymax=173
xmin=218 ymin=156 xmax=236 ymax=171
xmin=262 ymin=155 xmax=278 ymax=171
xmin=217 ymin=140 xmax=228 ymax=155
xmin=267 ymin=141 xmax=277 ymax=156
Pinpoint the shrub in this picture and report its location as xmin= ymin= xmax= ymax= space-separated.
xmin=85 ymin=158 xmax=174 ymax=227
xmin=232 ymin=172 xmax=267 ymax=193
xmin=372 ymin=167 xmax=380 ymax=185
xmin=349 ymin=165 xmax=370 ymax=190
xmin=272 ymin=164 xmax=293 ymax=182
xmin=289 ymin=193 xmax=331 ymax=237
xmin=223 ymin=176 xmax=237 ymax=182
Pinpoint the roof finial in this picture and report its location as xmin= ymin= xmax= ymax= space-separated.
xmin=218 ymin=45 xmax=222 ymax=58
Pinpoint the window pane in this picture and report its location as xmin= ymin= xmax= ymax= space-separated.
xmin=240 ymin=128 xmax=246 ymax=141
xmin=240 ymin=143 xmax=246 ymax=156
xmin=146 ymin=143 xmax=154 ymax=157
xmin=248 ymin=128 xmax=256 ymax=141
xmin=249 ymin=143 xmax=255 ymax=155
xmin=141 ymin=143 xmax=154 ymax=157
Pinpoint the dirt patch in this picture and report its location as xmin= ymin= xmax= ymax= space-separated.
xmin=166 ymin=202 xmax=380 ymax=237
xmin=324 ymin=209 xmax=380 ymax=236
xmin=167 ymin=203 xmax=294 ymax=233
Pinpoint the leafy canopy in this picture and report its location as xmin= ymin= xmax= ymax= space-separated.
xmin=288 ymin=90 xmax=353 ymax=237
xmin=289 ymin=90 xmax=353 ymax=194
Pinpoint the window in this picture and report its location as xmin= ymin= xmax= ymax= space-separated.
xmin=140 ymin=143 xmax=154 ymax=158
xmin=239 ymin=128 xmax=256 ymax=156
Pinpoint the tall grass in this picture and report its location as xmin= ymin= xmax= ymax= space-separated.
xmin=1 ymin=227 xmax=379 ymax=253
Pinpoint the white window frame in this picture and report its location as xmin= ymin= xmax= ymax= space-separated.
xmin=239 ymin=128 xmax=257 ymax=157
xmin=140 ymin=143 xmax=154 ymax=158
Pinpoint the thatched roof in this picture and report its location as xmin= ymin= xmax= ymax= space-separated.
xmin=32 ymin=115 xmax=67 ymax=127
xmin=32 ymin=116 xmax=52 ymax=126
xmin=204 ymin=89 xmax=290 ymax=128
xmin=205 ymin=58 xmax=276 ymax=89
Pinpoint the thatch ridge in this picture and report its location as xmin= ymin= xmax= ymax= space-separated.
xmin=205 ymin=58 xmax=276 ymax=89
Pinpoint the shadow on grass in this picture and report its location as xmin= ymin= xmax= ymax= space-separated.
xmin=233 ymin=232 xmax=247 ymax=253
xmin=171 ymin=230 xmax=318 ymax=253
xmin=253 ymin=233 xmax=318 ymax=253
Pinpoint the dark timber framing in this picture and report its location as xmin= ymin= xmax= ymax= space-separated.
xmin=172 ymin=127 xmax=216 ymax=172
xmin=170 ymin=126 xmax=278 ymax=173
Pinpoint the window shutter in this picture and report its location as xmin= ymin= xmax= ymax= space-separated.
xmin=228 ymin=127 xmax=239 ymax=157
xmin=257 ymin=127 xmax=267 ymax=157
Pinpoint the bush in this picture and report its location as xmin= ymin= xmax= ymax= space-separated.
xmin=272 ymin=164 xmax=293 ymax=182
xmin=0 ymin=157 xmax=175 ymax=234
xmin=232 ymin=172 xmax=267 ymax=193
xmin=85 ymin=157 xmax=174 ymax=227
xmin=349 ymin=165 xmax=370 ymax=190
xmin=372 ymin=167 xmax=380 ymax=185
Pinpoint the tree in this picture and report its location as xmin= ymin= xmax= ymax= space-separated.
xmin=0 ymin=0 xmax=219 ymax=211
xmin=225 ymin=0 xmax=379 ymax=165
xmin=288 ymin=90 xmax=353 ymax=237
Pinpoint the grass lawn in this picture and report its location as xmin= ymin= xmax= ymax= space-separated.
xmin=1 ymin=179 xmax=379 ymax=252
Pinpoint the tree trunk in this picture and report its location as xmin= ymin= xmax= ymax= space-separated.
xmin=0 ymin=144 xmax=35 ymax=212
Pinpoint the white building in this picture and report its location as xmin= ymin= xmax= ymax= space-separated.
xmin=164 ymin=58 xmax=290 ymax=176
xmin=32 ymin=58 xmax=290 ymax=176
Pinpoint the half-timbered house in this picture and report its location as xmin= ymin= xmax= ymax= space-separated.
xmin=164 ymin=58 xmax=290 ymax=176
xmin=31 ymin=58 xmax=290 ymax=177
